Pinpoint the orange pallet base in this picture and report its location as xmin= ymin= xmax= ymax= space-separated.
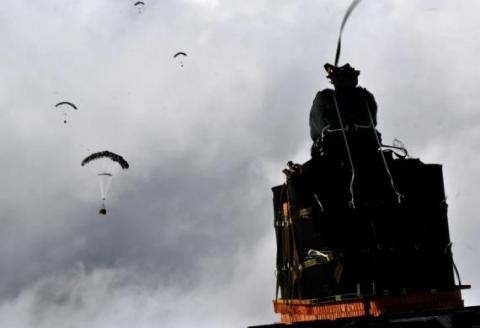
xmin=274 ymin=290 xmax=464 ymax=324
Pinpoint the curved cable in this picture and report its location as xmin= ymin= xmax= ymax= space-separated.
xmin=362 ymin=95 xmax=403 ymax=204
xmin=445 ymin=242 xmax=462 ymax=286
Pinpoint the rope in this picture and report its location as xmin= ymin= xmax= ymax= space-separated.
xmin=452 ymin=258 xmax=462 ymax=286
xmin=445 ymin=242 xmax=462 ymax=286
xmin=362 ymin=94 xmax=404 ymax=204
xmin=331 ymin=93 xmax=356 ymax=209
xmin=313 ymin=193 xmax=324 ymax=212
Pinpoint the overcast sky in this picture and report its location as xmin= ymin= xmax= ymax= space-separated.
xmin=1 ymin=1 xmax=480 ymax=327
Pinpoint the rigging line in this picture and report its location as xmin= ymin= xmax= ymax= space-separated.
xmin=446 ymin=242 xmax=462 ymax=286
xmin=381 ymin=144 xmax=409 ymax=158
xmin=452 ymin=259 xmax=462 ymax=286
xmin=331 ymin=93 xmax=356 ymax=209
xmin=313 ymin=193 xmax=324 ymax=212
xmin=362 ymin=95 xmax=404 ymax=204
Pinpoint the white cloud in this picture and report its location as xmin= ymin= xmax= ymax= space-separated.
xmin=182 ymin=0 xmax=219 ymax=9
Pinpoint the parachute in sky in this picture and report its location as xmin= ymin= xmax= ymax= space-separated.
xmin=134 ymin=1 xmax=145 ymax=13
xmin=173 ymin=52 xmax=187 ymax=67
xmin=173 ymin=52 xmax=187 ymax=58
xmin=81 ymin=151 xmax=129 ymax=215
xmin=55 ymin=101 xmax=77 ymax=124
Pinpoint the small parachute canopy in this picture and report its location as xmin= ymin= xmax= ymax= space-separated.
xmin=55 ymin=101 xmax=78 ymax=123
xmin=173 ymin=52 xmax=187 ymax=58
xmin=174 ymin=52 xmax=187 ymax=67
xmin=55 ymin=101 xmax=78 ymax=110
xmin=134 ymin=1 xmax=145 ymax=13
xmin=81 ymin=151 xmax=129 ymax=169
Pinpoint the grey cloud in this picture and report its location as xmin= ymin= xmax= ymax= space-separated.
xmin=1 ymin=1 xmax=480 ymax=327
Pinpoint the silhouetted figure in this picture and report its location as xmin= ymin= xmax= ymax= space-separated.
xmin=300 ymin=63 xmax=392 ymax=209
xmin=309 ymin=63 xmax=379 ymax=159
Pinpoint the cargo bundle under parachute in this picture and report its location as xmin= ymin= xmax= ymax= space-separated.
xmin=81 ymin=151 xmax=129 ymax=215
xmin=269 ymin=145 xmax=469 ymax=325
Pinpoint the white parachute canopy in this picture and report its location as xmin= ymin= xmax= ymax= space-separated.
xmin=81 ymin=151 xmax=129 ymax=210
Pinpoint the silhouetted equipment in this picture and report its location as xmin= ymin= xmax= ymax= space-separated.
xmin=247 ymin=0 xmax=480 ymax=325
xmin=264 ymin=144 xmax=473 ymax=325
xmin=251 ymin=85 xmax=480 ymax=327
xmin=264 ymin=60 xmax=473 ymax=326
xmin=264 ymin=56 xmax=471 ymax=324
xmin=250 ymin=306 xmax=480 ymax=328
xmin=262 ymin=61 xmax=474 ymax=326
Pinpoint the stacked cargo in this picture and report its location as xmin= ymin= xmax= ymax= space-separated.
xmin=271 ymin=150 xmax=466 ymax=324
